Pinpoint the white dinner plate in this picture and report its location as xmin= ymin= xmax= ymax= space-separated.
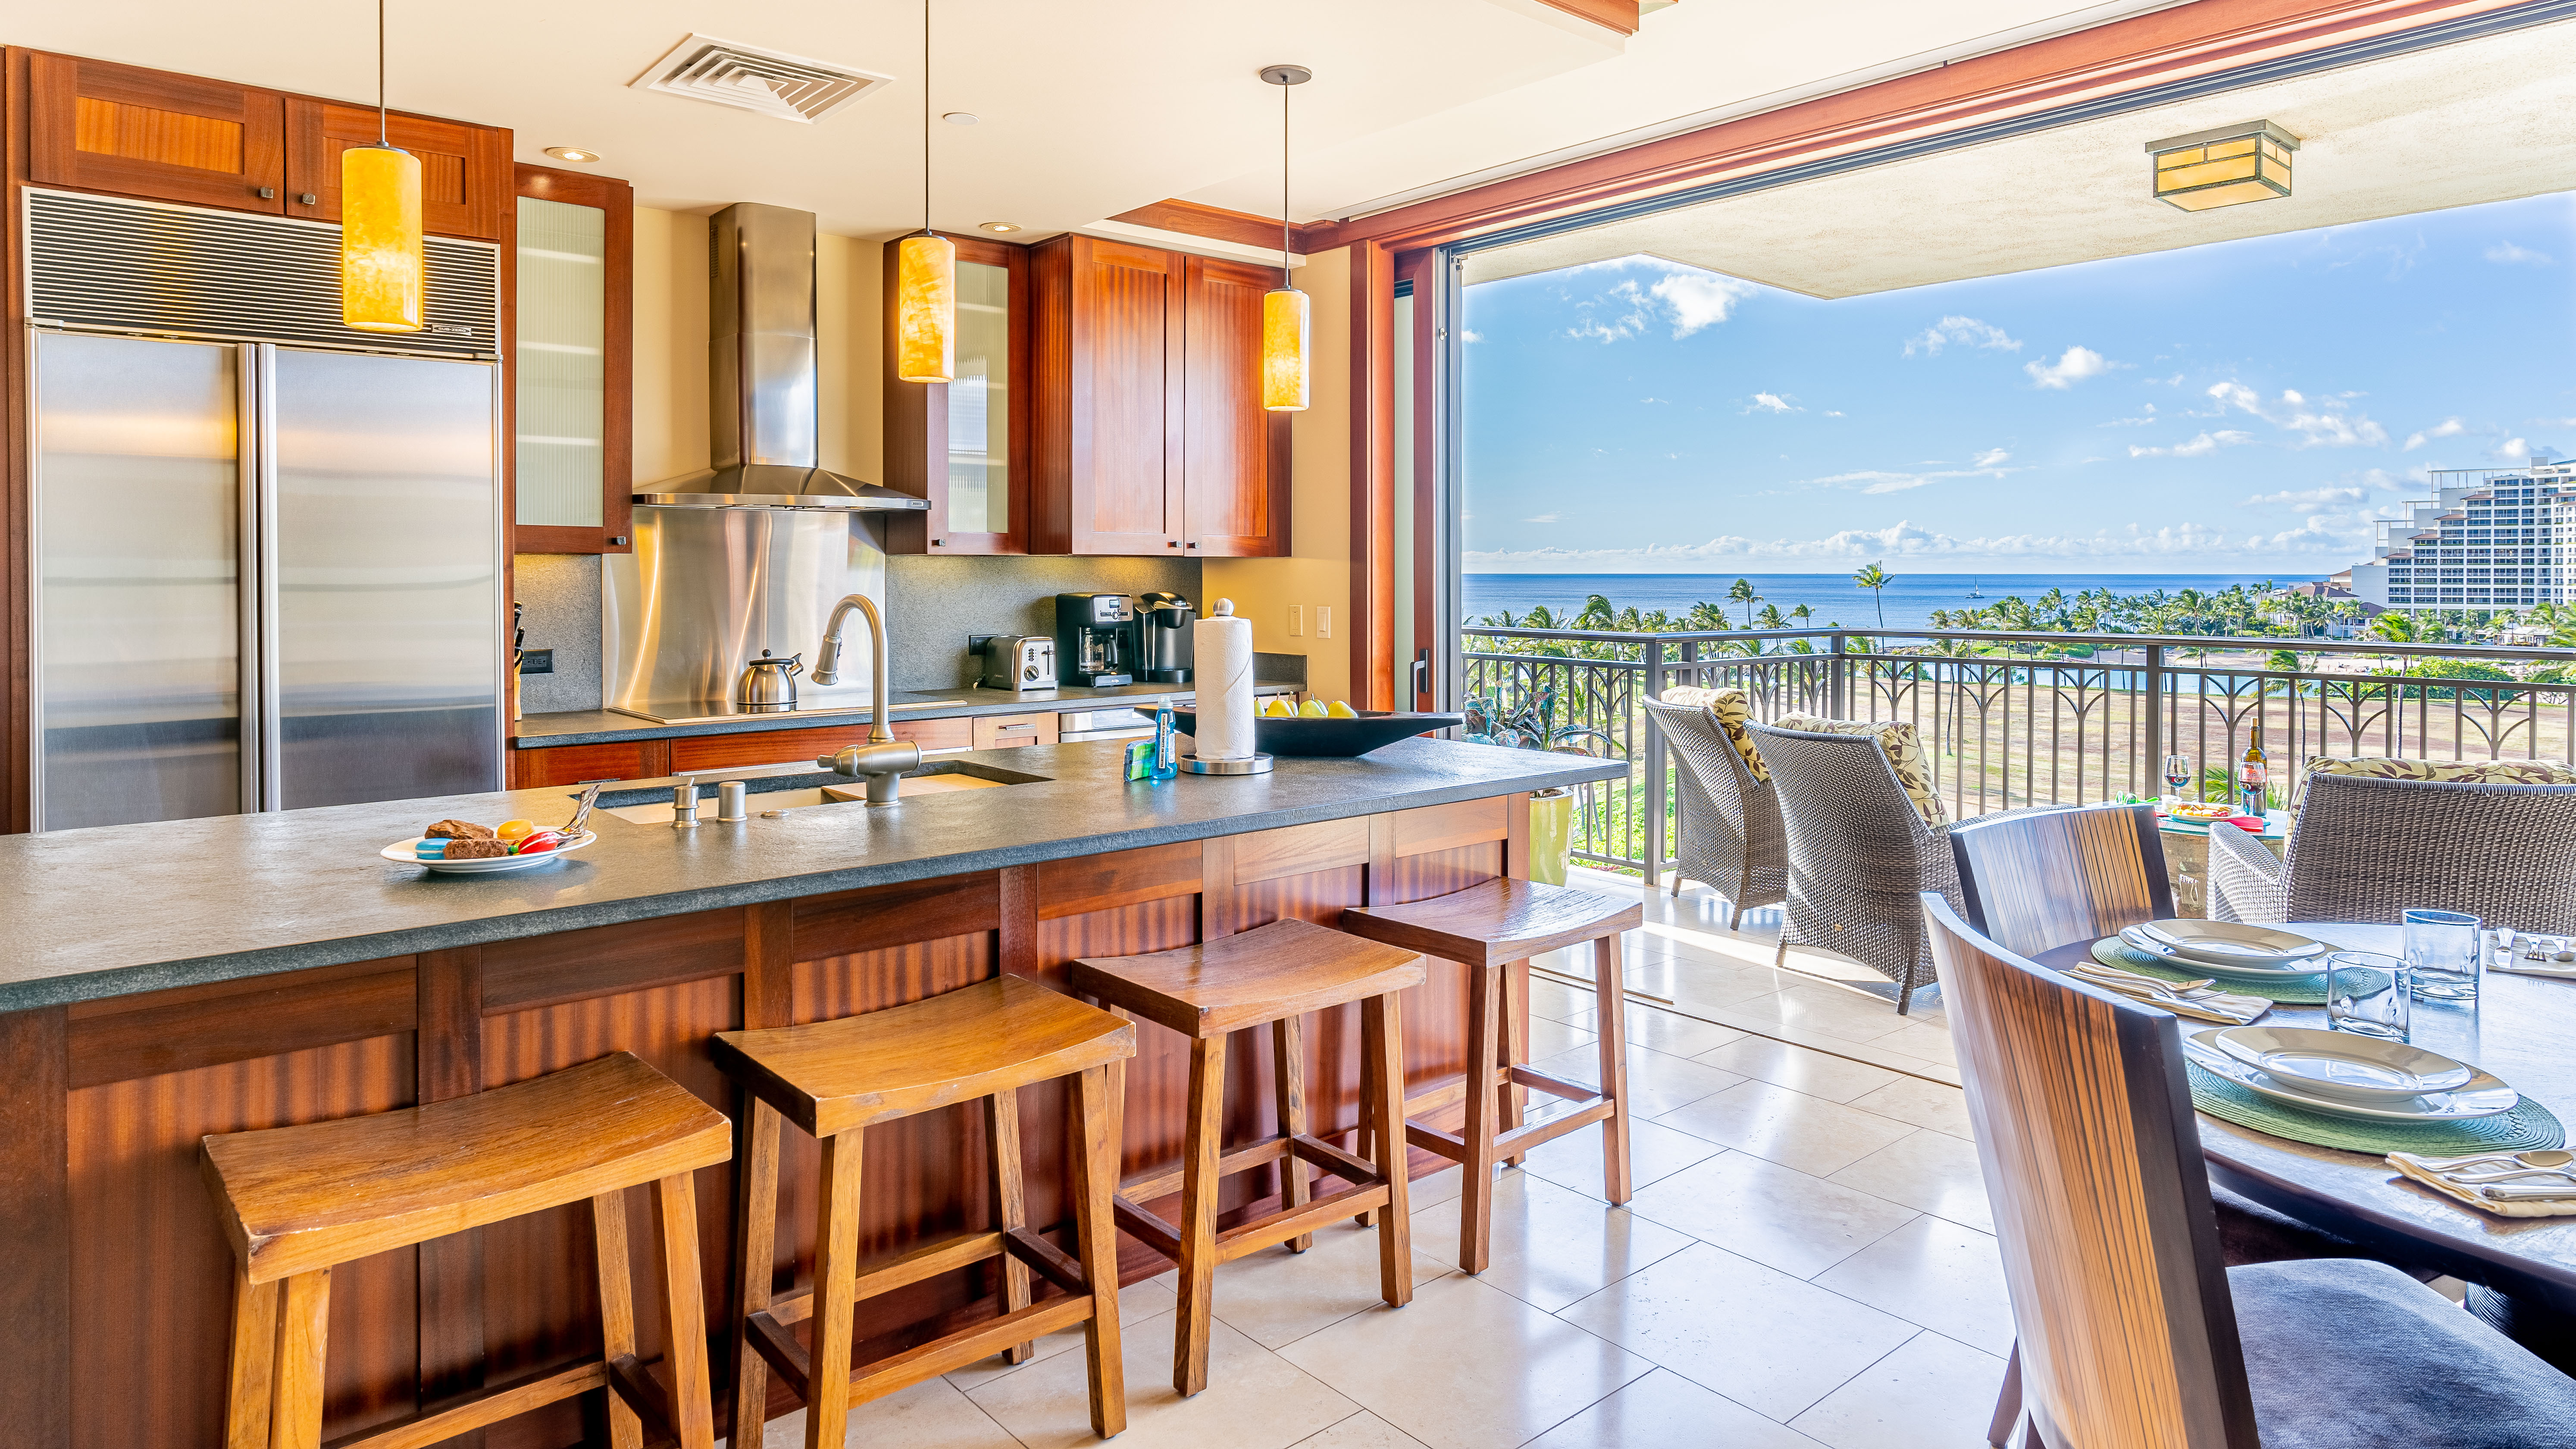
xmin=2135 ymin=919 xmax=2328 ymax=967
xmin=2118 ymin=926 xmax=2327 ymax=980
xmin=2209 ymin=1025 xmax=2475 ymax=1103
xmin=382 ymin=832 xmax=596 ymax=874
xmin=2183 ymin=1030 xmax=2520 ymax=1122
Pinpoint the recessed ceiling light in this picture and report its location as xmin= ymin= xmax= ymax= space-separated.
xmin=942 ymin=111 xmax=979 ymax=125
xmin=980 ymin=222 xmax=1021 ymax=234
xmin=543 ymin=147 xmax=603 ymax=163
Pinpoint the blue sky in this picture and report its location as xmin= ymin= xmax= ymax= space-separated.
xmin=1460 ymin=191 xmax=2576 ymax=576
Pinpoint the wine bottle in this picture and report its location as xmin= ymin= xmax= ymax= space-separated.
xmin=2238 ymin=719 xmax=2267 ymax=817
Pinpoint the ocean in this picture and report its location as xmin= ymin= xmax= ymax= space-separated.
xmin=1462 ymin=573 xmax=2279 ymax=635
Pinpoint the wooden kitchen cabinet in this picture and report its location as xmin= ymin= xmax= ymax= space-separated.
xmin=1027 ymin=235 xmax=1287 ymax=557
xmin=510 ymin=163 xmax=634 ymax=554
xmin=282 ymin=98 xmax=510 ymax=241
xmin=23 ymin=50 xmax=287 ymax=213
xmin=883 ymin=236 xmax=1032 ymax=554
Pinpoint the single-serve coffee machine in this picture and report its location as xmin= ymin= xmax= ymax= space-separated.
xmin=1055 ymin=593 xmax=1139 ymax=688
xmin=1138 ymin=591 xmax=1195 ymax=684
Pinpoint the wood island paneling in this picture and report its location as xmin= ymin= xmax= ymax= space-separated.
xmin=9 ymin=794 xmax=1527 ymax=1448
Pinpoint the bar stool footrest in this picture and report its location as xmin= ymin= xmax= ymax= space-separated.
xmin=1511 ymin=1066 xmax=1595 ymax=1102
xmin=1215 ymin=1182 xmax=1389 ymax=1261
xmin=1493 ymin=1098 xmax=1616 ymax=1157
xmin=1002 ymin=1226 xmax=1093 ymax=1299
xmin=325 ymin=1358 xmax=611 ymax=1449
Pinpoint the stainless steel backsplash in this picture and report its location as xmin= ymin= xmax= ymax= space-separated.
xmin=603 ymin=507 xmax=886 ymax=710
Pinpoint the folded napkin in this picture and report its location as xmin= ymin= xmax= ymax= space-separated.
xmin=2488 ymin=936 xmax=2576 ymax=980
xmin=2488 ymin=958 xmax=2576 ymax=981
xmin=2067 ymin=963 xmax=2269 ymax=1024
xmin=2388 ymin=1152 xmax=2576 ymax=1218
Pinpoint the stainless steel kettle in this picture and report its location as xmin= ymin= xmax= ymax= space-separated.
xmin=736 ymin=650 xmax=802 ymax=709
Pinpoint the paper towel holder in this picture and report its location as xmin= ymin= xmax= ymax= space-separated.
xmin=1180 ymin=752 xmax=1274 ymax=775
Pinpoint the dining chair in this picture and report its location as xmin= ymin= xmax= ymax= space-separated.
xmin=1948 ymin=801 xmax=2173 ymax=953
xmin=1923 ymin=893 xmax=2576 ymax=1449
xmin=2207 ymin=767 xmax=2576 ymax=931
xmin=1643 ymin=691 xmax=1786 ymax=927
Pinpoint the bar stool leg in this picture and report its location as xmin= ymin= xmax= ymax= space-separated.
xmin=650 ymin=1173 xmax=718 ymax=1449
xmin=1173 ymin=1032 xmax=1227 ymax=1397
xmin=1592 ymin=933 xmax=1634 ymax=1204
xmin=1498 ymin=961 xmax=1529 ymax=1168
xmin=1362 ymin=991 xmax=1416 ymax=1308
xmin=270 ymin=1267 xmax=332 ymax=1449
xmin=729 ymin=1098 xmax=783 ymax=1449
xmin=1271 ymin=1015 xmax=1314 ymax=1253
xmin=986 ymin=1089 xmax=1037 ymax=1361
xmin=1070 ymin=1063 xmax=1129 ymax=1439
xmin=223 ymin=1267 xmax=281 ymax=1449
xmin=805 ymin=1129 xmax=866 ymax=1449
xmin=1458 ymin=961 xmax=1501 ymax=1275
xmin=591 ymin=1188 xmax=645 ymax=1449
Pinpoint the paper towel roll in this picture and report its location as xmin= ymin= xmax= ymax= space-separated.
xmin=1193 ymin=599 xmax=1257 ymax=761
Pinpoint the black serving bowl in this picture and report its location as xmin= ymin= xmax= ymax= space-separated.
xmin=1173 ymin=709 xmax=1465 ymax=758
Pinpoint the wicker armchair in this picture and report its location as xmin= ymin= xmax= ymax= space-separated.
xmin=1747 ymin=720 xmax=1969 ymax=1013
xmin=1643 ymin=695 xmax=1786 ymax=927
xmin=2207 ymin=820 xmax=2289 ymax=924
xmin=2285 ymin=771 xmax=2576 ymax=930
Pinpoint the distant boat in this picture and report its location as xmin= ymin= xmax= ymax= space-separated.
xmin=1966 ymin=579 xmax=1984 ymax=599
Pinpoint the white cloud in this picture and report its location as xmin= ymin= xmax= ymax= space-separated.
xmin=2239 ymin=486 xmax=2363 ymax=507
xmin=1970 ymin=448 xmax=2010 ymax=468
xmin=1802 ymin=454 xmax=2018 ymax=494
xmin=2128 ymin=429 xmax=2255 ymax=458
xmin=1745 ymin=392 xmax=1800 ymax=415
xmin=2486 ymin=242 xmax=2552 ymax=265
xmin=2204 ymin=382 xmax=2388 ymax=448
xmin=1521 ymin=513 xmax=1561 ymax=524
xmin=2026 ymin=346 xmax=2112 ymax=389
xmin=1824 ymin=410 xmax=1846 ymax=417
xmin=2497 ymin=436 xmax=2532 ymax=460
xmin=1563 ymin=260 xmax=1755 ymax=342
xmin=1640 ymin=396 xmax=1668 ymax=404
xmin=2102 ymin=404 xmax=2160 ymax=426
xmin=1460 ymin=329 xmax=1484 ymax=343
xmin=2403 ymin=417 xmax=2466 ymax=451
xmin=1651 ymin=270 xmax=1757 ymax=337
xmin=1464 ymin=514 xmax=2377 ymax=571
xmin=1904 ymin=316 xmax=2022 ymax=357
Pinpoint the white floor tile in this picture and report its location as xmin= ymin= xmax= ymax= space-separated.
xmin=1408 ymin=1168 xmax=1696 ymax=1311
xmin=1623 ymin=1151 xmax=1918 ymax=1279
xmin=1692 ymin=1037 xmax=1904 ymax=1105
xmin=738 ymin=1371 xmax=1021 ymax=1448
xmin=1198 ymin=1216 xmax=1456 ymax=1349
xmin=1654 ymin=1080 xmax=1916 ymax=1177
xmin=967 ymin=1308 xmax=1356 ymax=1449
xmin=1521 ymin=1368 xmax=1823 ymax=1449
xmin=1518 ymin=1117 xmax=1724 ymax=1202
xmin=1787 ymin=1331 xmax=2008 ymax=1449
xmin=1827 ymin=1128 xmax=1995 ymax=1235
xmin=1290 ymin=1410 xmax=1434 ymax=1448
xmin=1529 ymin=1041 xmax=1748 ymax=1118
xmin=1848 ymin=1077 xmax=1976 ymax=1139
xmin=1812 ymin=1214 xmax=2016 ymax=1356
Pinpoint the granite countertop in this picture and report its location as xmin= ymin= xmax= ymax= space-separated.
xmin=514 ymin=679 xmax=1304 ymax=748
xmin=0 ymin=739 xmax=1622 ymax=1011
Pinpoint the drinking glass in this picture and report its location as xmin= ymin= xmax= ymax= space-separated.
xmin=2162 ymin=753 xmax=2191 ymax=803
xmin=2405 ymin=908 xmax=2482 ymax=1004
xmin=2326 ymin=951 xmax=2411 ymax=1042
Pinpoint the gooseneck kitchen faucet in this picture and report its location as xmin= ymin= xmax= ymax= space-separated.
xmin=811 ymin=593 xmax=920 ymax=804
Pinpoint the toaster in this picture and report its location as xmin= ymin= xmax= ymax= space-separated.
xmin=977 ymin=635 xmax=1059 ymax=694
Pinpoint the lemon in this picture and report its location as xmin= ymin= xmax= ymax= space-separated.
xmin=1327 ymin=700 xmax=1358 ymax=718
xmin=1300 ymin=699 xmax=1328 ymax=717
xmin=1262 ymin=697 xmax=1293 ymax=717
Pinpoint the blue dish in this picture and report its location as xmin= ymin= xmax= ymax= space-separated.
xmin=1172 ymin=709 xmax=1464 ymax=758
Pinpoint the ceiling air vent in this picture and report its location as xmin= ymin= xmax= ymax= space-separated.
xmin=629 ymin=33 xmax=892 ymax=124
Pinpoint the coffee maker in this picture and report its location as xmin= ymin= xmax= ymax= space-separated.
xmin=1138 ymin=591 xmax=1195 ymax=684
xmin=1055 ymin=593 xmax=1139 ymax=688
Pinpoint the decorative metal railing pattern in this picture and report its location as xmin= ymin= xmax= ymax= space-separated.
xmin=1462 ymin=627 xmax=2576 ymax=879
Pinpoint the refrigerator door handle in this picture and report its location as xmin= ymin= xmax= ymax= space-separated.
xmin=251 ymin=343 xmax=282 ymax=813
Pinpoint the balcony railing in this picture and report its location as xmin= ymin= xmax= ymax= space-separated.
xmin=1461 ymin=626 xmax=2576 ymax=881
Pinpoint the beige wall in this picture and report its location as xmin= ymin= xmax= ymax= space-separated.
xmin=1204 ymin=247 xmax=1354 ymax=704
xmin=629 ymin=206 xmax=883 ymax=485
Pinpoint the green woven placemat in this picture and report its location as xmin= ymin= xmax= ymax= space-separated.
xmin=2187 ymin=1062 xmax=2566 ymax=1155
xmin=2091 ymin=937 xmax=2329 ymax=1005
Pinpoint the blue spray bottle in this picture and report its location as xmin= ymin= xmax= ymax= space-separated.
xmin=1152 ymin=695 xmax=1180 ymax=782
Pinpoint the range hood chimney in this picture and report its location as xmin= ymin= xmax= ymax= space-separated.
xmin=635 ymin=202 xmax=928 ymax=511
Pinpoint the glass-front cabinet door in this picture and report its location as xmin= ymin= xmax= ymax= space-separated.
xmin=884 ymin=235 xmax=1029 ymax=553
xmin=511 ymin=165 xmax=632 ymax=553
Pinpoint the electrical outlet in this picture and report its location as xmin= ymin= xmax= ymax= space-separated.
xmin=1288 ymin=605 xmax=1305 ymax=637
xmin=1317 ymin=606 xmax=1333 ymax=639
xmin=519 ymin=648 xmax=554 ymax=675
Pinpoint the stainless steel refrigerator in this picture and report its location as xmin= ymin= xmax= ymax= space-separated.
xmin=25 ymin=188 xmax=505 ymax=831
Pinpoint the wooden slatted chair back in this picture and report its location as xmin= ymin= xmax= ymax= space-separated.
xmin=1950 ymin=803 xmax=2174 ymax=959
xmin=1922 ymin=894 xmax=2259 ymax=1449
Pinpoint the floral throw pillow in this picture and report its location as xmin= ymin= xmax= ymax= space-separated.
xmin=1774 ymin=712 xmax=1947 ymax=827
xmin=2306 ymin=756 xmax=2576 ymax=787
xmin=1659 ymin=686 xmax=1768 ymax=783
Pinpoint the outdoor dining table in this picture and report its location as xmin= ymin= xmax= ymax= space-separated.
xmin=2033 ymin=921 xmax=2576 ymax=1316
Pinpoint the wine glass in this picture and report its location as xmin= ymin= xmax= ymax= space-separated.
xmin=2161 ymin=753 xmax=2191 ymax=804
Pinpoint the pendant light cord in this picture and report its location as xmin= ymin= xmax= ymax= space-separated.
xmin=922 ymin=0 xmax=932 ymax=236
xmin=1280 ymin=78 xmax=1291 ymax=287
xmin=376 ymin=0 xmax=388 ymax=145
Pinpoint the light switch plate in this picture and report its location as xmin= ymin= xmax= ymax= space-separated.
xmin=1289 ymin=605 xmax=1305 ymax=637
xmin=1317 ymin=606 xmax=1333 ymax=639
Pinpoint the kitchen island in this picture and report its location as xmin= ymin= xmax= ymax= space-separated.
xmin=0 ymin=737 xmax=1619 ymax=1449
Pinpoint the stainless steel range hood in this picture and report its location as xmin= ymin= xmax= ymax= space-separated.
xmin=636 ymin=202 xmax=927 ymax=511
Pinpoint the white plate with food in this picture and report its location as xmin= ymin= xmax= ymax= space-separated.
xmin=2164 ymin=800 xmax=2239 ymax=824
xmin=2132 ymin=919 xmax=2328 ymax=968
xmin=2118 ymin=926 xmax=2327 ymax=980
xmin=383 ymin=829 xmax=595 ymax=874
xmin=2208 ymin=1025 xmax=2475 ymax=1103
xmin=2183 ymin=1030 xmax=2519 ymax=1122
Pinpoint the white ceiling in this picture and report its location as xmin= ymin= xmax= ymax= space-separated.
xmin=1461 ymin=18 xmax=2576 ymax=295
xmin=12 ymin=0 xmax=2193 ymax=238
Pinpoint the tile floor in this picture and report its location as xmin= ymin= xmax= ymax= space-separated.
xmin=739 ymin=872 xmax=2013 ymax=1448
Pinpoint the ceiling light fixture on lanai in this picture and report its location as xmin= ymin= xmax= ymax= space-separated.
xmin=2147 ymin=121 xmax=2299 ymax=211
xmin=629 ymin=32 xmax=892 ymax=123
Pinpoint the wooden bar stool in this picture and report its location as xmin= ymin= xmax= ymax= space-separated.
xmin=1069 ymin=916 xmax=1426 ymax=1399
xmin=1341 ymin=878 xmax=1642 ymax=1274
xmin=713 ymin=974 xmax=1136 ymax=1449
xmin=201 ymin=1051 xmax=732 ymax=1449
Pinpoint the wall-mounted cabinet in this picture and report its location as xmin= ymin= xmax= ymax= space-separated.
xmin=283 ymin=100 xmax=509 ymax=241
xmin=1027 ymin=234 xmax=1288 ymax=558
xmin=509 ymin=163 xmax=633 ymax=554
xmin=883 ymin=236 xmax=1032 ymax=554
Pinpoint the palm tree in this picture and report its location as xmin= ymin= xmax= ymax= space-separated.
xmin=2371 ymin=611 xmax=2416 ymax=644
xmin=1728 ymin=577 xmax=1762 ymax=628
xmin=1851 ymin=562 xmax=1894 ymax=629
xmin=1756 ymin=603 xmax=1789 ymax=632
xmin=1789 ymin=603 xmax=1813 ymax=633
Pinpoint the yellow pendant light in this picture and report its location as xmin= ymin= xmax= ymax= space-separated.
xmin=341 ymin=0 xmax=424 ymax=333
xmin=895 ymin=0 xmax=955 ymax=383
xmin=1259 ymin=64 xmax=1311 ymax=413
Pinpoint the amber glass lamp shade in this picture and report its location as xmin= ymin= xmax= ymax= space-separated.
xmin=1261 ymin=285 xmax=1309 ymax=413
xmin=2147 ymin=121 xmax=2297 ymax=212
xmin=341 ymin=143 xmax=425 ymax=332
xmin=896 ymin=232 xmax=957 ymax=383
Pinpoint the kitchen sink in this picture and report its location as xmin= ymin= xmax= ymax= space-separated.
xmin=587 ymin=760 xmax=1047 ymax=823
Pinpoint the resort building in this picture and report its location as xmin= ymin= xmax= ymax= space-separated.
xmin=2348 ymin=457 xmax=2576 ymax=610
